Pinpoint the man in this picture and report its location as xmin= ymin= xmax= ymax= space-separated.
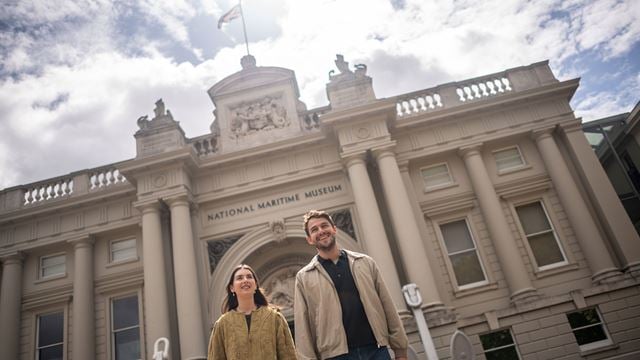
xmin=294 ymin=210 xmax=408 ymax=360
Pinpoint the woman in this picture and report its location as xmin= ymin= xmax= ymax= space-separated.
xmin=208 ymin=264 xmax=297 ymax=360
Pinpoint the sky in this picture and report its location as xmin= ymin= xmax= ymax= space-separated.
xmin=1 ymin=0 xmax=639 ymax=190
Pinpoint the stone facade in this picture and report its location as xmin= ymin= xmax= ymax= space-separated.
xmin=1 ymin=54 xmax=639 ymax=360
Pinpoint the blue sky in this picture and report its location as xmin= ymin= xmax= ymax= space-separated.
xmin=1 ymin=0 xmax=639 ymax=189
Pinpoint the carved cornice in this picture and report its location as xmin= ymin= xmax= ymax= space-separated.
xmin=341 ymin=152 xmax=367 ymax=168
xmin=66 ymin=234 xmax=95 ymax=248
xmin=0 ymin=251 xmax=24 ymax=265
xmin=495 ymin=174 xmax=552 ymax=199
xmin=164 ymin=192 xmax=194 ymax=209
xmin=558 ymin=119 xmax=584 ymax=133
xmin=22 ymin=283 xmax=73 ymax=310
xmin=531 ymin=126 xmax=556 ymax=142
xmin=95 ymin=268 xmax=144 ymax=294
xmin=458 ymin=143 xmax=483 ymax=159
xmin=133 ymin=198 xmax=163 ymax=213
xmin=321 ymin=98 xmax=397 ymax=127
xmin=421 ymin=191 xmax=476 ymax=217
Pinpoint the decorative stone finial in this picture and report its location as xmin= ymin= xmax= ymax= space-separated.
xmin=136 ymin=98 xmax=177 ymax=131
xmin=241 ymin=55 xmax=256 ymax=69
xmin=329 ymin=54 xmax=367 ymax=81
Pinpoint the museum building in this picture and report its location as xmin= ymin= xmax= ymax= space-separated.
xmin=1 ymin=54 xmax=639 ymax=360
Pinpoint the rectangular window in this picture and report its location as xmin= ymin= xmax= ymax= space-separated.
xmin=494 ymin=147 xmax=525 ymax=172
xmin=515 ymin=201 xmax=566 ymax=269
xmin=111 ymin=239 xmax=137 ymax=263
xmin=480 ymin=329 xmax=521 ymax=360
xmin=439 ymin=219 xmax=487 ymax=288
xmin=112 ymin=295 xmax=141 ymax=360
xmin=37 ymin=312 xmax=64 ymax=360
xmin=421 ymin=163 xmax=454 ymax=190
xmin=40 ymin=254 xmax=66 ymax=279
xmin=567 ymin=308 xmax=612 ymax=351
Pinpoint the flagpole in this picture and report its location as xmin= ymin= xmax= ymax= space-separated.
xmin=239 ymin=0 xmax=250 ymax=56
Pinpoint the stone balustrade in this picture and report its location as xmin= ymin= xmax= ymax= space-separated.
xmin=1 ymin=62 xmax=557 ymax=214
xmin=394 ymin=60 xmax=557 ymax=118
xmin=88 ymin=166 xmax=127 ymax=190
xmin=0 ymin=164 xmax=129 ymax=213
xmin=23 ymin=176 xmax=74 ymax=205
xmin=302 ymin=106 xmax=330 ymax=131
xmin=191 ymin=134 xmax=219 ymax=158
xmin=396 ymin=91 xmax=443 ymax=117
xmin=455 ymin=76 xmax=512 ymax=102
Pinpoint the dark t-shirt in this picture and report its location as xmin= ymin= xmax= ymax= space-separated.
xmin=319 ymin=250 xmax=377 ymax=348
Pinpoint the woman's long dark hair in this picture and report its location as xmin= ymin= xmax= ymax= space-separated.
xmin=221 ymin=264 xmax=269 ymax=313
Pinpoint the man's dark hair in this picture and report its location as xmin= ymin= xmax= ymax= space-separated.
xmin=303 ymin=210 xmax=335 ymax=236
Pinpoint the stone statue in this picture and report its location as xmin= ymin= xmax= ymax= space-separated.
xmin=354 ymin=63 xmax=367 ymax=77
xmin=137 ymin=115 xmax=149 ymax=130
xmin=335 ymin=54 xmax=352 ymax=74
xmin=330 ymin=54 xmax=368 ymax=82
xmin=154 ymin=99 xmax=166 ymax=119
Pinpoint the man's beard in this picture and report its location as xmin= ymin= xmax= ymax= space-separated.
xmin=315 ymin=234 xmax=336 ymax=252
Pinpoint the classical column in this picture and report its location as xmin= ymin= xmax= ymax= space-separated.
xmin=167 ymin=195 xmax=207 ymax=359
xmin=533 ymin=128 xmax=623 ymax=283
xmin=137 ymin=200 xmax=172 ymax=358
xmin=560 ymin=123 xmax=640 ymax=275
xmin=459 ymin=144 xmax=538 ymax=302
xmin=373 ymin=148 xmax=443 ymax=308
xmin=0 ymin=252 xmax=24 ymax=360
xmin=344 ymin=154 xmax=406 ymax=309
xmin=69 ymin=236 xmax=95 ymax=359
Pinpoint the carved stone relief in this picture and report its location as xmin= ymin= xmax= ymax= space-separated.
xmin=262 ymin=266 xmax=299 ymax=310
xmin=269 ymin=220 xmax=287 ymax=242
xmin=229 ymin=96 xmax=290 ymax=139
xmin=207 ymin=234 xmax=243 ymax=273
xmin=330 ymin=208 xmax=356 ymax=241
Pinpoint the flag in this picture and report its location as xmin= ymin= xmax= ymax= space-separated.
xmin=218 ymin=4 xmax=241 ymax=29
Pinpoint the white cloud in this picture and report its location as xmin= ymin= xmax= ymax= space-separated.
xmin=575 ymin=72 xmax=640 ymax=121
xmin=1 ymin=0 xmax=639 ymax=189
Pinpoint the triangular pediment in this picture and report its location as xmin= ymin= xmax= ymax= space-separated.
xmin=205 ymin=56 xmax=312 ymax=154
xmin=208 ymin=66 xmax=300 ymax=103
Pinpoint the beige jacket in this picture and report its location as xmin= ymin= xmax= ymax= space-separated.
xmin=294 ymin=249 xmax=408 ymax=360
xmin=207 ymin=305 xmax=297 ymax=360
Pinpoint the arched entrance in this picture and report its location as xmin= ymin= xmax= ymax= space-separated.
xmin=207 ymin=218 xmax=361 ymax=323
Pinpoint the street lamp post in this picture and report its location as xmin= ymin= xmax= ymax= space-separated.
xmin=402 ymin=283 xmax=439 ymax=360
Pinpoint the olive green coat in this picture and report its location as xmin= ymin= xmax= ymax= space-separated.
xmin=207 ymin=305 xmax=297 ymax=360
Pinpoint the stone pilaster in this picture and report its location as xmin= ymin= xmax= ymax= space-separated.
xmin=69 ymin=236 xmax=95 ymax=359
xmin=560 ymin=123 xmax=640 ymax=276
xmin=343 ymin=154 xmax=406 ymax=310
xmin=459 ymin=144 xmax=538 ymax=303
xmin=0 ymin=252 xmax=24 ymax=360
xmin=532 ymin=128 xmax=623 ymax=283
xmin=136 ymin=200 xmax=172 ymax=358
xmin=166 ymin=195 xmax=207 ymax=359
xmin=373 ymin=148 xmax=444 ymax=309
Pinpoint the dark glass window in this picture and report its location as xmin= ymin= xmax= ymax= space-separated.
xmin=37 ymin=312 xmax=64 ymax=360
xmin=515 ymin=201 xmax=566 ymax=268
xmin=440 ymin=219 xmax=487 ymax=287
xmin=566 ymin=308 xmax=612 ymax=350
xmin=480 ymin=329 xmax=520 ymax=360
xmin=112 ymin=296 xmax=141 ymax=360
